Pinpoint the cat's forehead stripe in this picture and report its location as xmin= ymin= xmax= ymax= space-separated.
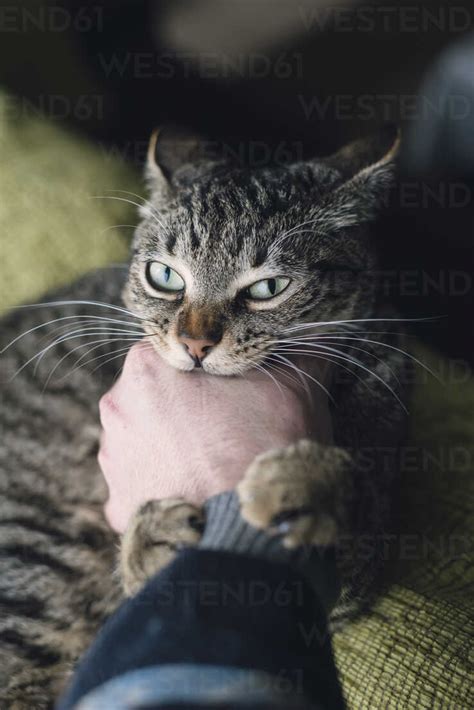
xmin=166 ymin=231 xmax=177 ymax=255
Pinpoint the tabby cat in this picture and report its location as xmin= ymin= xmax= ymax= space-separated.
xmin=0 ymin=127 xmax=411 ymax=708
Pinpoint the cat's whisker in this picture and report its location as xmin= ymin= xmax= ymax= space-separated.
xmin=34 ymin=319 xmax=144 ymax=355
xmin=99 ymin=224 xmax=137 ymax=237
xmin=38 ymin=316 xmax=142 ymax=342
xmin=283 ymin=315 xmax=442 ymax=333
xmin=269 ymin=352 xmax=334 ymax=403
xmin=73 ymin=340 xmax=149 ymax=377
xmin=276 ymin=217 xmax=321 ymax=244
xmin=266 ymin=329 xmax=390 ymax=349
xmin=279 ymin=334 xmax=440 ymax=384
xmin=52 ymin=323 xmax=143 ymax=339
xmin=88 ymin=341 xmax=156 ymax=378
xmin=278 ymin=348 xmax=368 ymax=394
xmin=264 ymin=353 xmax=310 ymax=394
xmin=35 ymin=325 xmax=144 ymax=360
xmin=262 ymin=356 xmax=307 ymax=392
xmin=106 ymin=189 xmax=167 ymax=229
xmin=337 ymin=336 xmax=441 ymax=382
xmin=1 ymin=312 xmax=141 ymax=354
xmin=274 ymin=345 xmax=407 ymax=412
xmin=104 ymin=189 xmax=150 ymax=207
xmin=44 ymin=336 xmax=144 ymax=388
xmin=276 ymin=338 xmax=400 ymax=383
xmin=90 ymin=346 xmax=144 ymax=375
xmin=94 ymin=193 xmax=167 ymax=232
xmin=4 ymin=299 xmax=143 ymax=320
xmin=249 ymin=360 xmax=285 ymax=398
xmin=278 ymin=329 xmax=409 ymax=342
xmin=9 ymin=327 xmax=144 ymax=381
xmin=277 ymin=342 xmax=386 ymax=381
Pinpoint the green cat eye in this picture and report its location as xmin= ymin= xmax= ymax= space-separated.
xmin=145 ymin=261 xmax=185 ymax=293
xmin=246 ymin=277 xmax=290 ymax=300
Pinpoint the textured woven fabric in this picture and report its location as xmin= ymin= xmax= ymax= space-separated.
xmin=1 ymin=89 xmax=472 ymax=708
xmin=333 ymin=345 xmax=474 ymax=708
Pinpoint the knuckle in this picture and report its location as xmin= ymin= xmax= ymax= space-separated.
xmin=99 ymin=391 xmax=119 ymax=422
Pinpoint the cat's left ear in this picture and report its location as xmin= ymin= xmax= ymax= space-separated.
xmin=320 ymin=127 xmax=400 ymax=228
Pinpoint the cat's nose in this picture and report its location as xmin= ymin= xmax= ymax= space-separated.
xmin=178 ymin=336 xmax=216 ymax=363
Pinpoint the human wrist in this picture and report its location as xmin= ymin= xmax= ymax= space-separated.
xmin=199 ymin=490 xmax=340 ymax=614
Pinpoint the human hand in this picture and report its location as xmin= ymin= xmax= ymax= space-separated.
xmin=99 ymin=341 xmax=332 ymax=533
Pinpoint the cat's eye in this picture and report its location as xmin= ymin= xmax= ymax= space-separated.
xmin=145 ymin=262 xmax=185 ymax=293
xmin=246 ymin=277 xmax=290 ymax=301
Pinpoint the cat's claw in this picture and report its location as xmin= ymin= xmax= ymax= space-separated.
xmin=237 ymin=439 xmax=352 ymax=549
xmin=120 ymin=498 xmax=204 ymax=596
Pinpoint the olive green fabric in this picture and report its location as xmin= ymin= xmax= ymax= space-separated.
xmin=1 ymin=90 xmax=472 ymax=708
xmin=333 ymin=351 xmax=474 ymax=708
xmin=0 ymin=91 xmax=136 ymax=310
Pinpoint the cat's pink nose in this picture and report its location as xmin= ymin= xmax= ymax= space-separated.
xmin=178 ymin=336 xmax=216 ymax=362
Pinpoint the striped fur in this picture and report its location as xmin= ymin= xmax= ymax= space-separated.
xmin=0 ymin=130 xmax=410 ymax=705
xmin=0 ymin=272 xmax=125 ymax=708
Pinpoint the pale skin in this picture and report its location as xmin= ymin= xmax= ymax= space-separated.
xmin=99 ymin=340 xmax=333 ymax=534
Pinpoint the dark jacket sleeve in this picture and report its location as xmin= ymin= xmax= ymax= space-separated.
xmin=57 ymin=549 xmax=345 ymax=710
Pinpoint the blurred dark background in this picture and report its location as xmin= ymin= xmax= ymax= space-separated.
xmin=1 ymin=0 xmax=473 ymax=364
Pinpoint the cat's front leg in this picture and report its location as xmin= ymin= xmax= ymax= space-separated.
xmin=120 ymin=498 xmax=205 ymax=596
xmin=237 ymin=440 xmax=353 ymax=548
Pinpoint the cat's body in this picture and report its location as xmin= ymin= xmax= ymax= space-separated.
xmin=0 ymin=273 xmax=125 ymax=707
xmin=0 ymin=129 xmax=411 ymax=707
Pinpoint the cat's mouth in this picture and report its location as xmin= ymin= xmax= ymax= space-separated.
xmin=143 ymin=331 xmax=261 ymax=376
xmin=142 ymin=320 xmax=257 ymax=376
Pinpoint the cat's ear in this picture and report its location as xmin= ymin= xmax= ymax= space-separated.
xmin=146 ymin=126 xmax=205 ymax=197
xmin=325 ymin=125 xmax=400 ymax=182
xmin=317 ymin=127 xmax=400 ymax=230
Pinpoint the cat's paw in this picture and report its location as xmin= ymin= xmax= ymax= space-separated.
xmin=120 ymin=498 xmax=205 ymax=596
xmin=237 ymin=439 xmax=352 ymax=549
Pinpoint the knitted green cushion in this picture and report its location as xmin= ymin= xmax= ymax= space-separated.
xmin=1 ymin=89 xmax=472 ymax=708
xmin=333 ymin=346 xmax=474 ymax=708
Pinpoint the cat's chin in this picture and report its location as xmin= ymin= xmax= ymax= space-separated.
xmin=175 ymin=360 xmax=248 ymax=376
xmin=176 ymin=358 xmax=250 ymax=377
xmin=201 ymin=360 xmax=253 ymax=376
xmin=150 ymin=347 xmax=195 ymax=373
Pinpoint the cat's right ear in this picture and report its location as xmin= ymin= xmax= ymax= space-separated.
xmin=145 ymin=128 xmax=172 ymax=199
xmin=146 ymin=128 xmax=166 ymax=185
xmin=146 ymin=126 xmax=204 ymax=198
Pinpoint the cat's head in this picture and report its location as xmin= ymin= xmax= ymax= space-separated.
xmin=123 ymin=127 xmax=398 ymax=375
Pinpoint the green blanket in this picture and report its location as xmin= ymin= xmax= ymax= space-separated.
xmin=1 ymin=91 xmax=472 ymax=708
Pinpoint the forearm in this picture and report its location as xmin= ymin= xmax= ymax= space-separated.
xmin=57 ymin=547 xmax=344 ymax=710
